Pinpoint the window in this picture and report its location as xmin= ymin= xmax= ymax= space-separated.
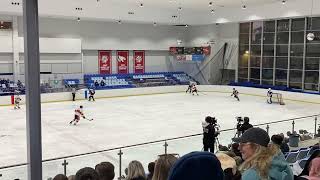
xmin=263 ymin=33 xmax=275 ymax=44
xmin=240 ymin=23 xmax=250 ymax=33
xmin=263 ymin=45 xmax=274 ymax=56
xmin=262 ymin=69 xmax=273 ymax=80
xmin=264 ymin=20 xmax=275 ymax=32
xmin=250 ymin=68 xmax=260 ymax=80
xmin=306 ymin=44 xmax=320 ymax=57
xmin=250 ymin=56 xmax=261 ymax=68
xmin=275 ymin=69 xmax=287 ymax=81
xmin=291 ymin=32 xmax=305 ymax=44
xmin=276 ymin=45 xmax=288 ymax=56
xmin=276 ymin=57 xmax=288 ymax=69
xmin=239 ymin=34 xmax=249 ymax=44
xmin=291 ymin=18 xmax=305 ymax=31
xmin=305 ymin=71 xmax=319 ymax=84
xmin=305 ymin=58 xmax=319 ymax=70
xmin=239 ymin=55 xmax=249 ymax=67
xmin=290 ymin=57 xmax=303 ymax=70
xmin=276 ymin=32 xmax=289 ymax=44
xmin=307 ymin=17 xmax=320 ymax=30
xmin=251 ymin=45 xmax=261 ymax=56
xmin=290 ymin=45 xmax=304 ymax=57
xmin=277 ymin=19 xmax=290 ymax=32
xmin=289 ymin=70 xmax=302 ymax=82
xmin=238 ymin=68 xmax=248 ymax=78
xmin=262 ymin=57 xmax=274 ymax=68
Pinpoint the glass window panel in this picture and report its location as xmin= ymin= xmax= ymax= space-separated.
xmin=275 ymin=81 xmax=287 ymax=86
xmin=239 ymin=55 xmax=249 ymax=67
xmin=263 ymin=45 xmax=274 ymax=56
xmin=304 ymin=83 xmax=319 ymax=91
xmin=290 ymin=57 xmax=303 ymax=70
xmin=306 ymin=44 xmax=320 ymax=57
xmin=262 ymin=57 xmax=274 ymax=68
xmin=238 ymin=68 xmax=248 ymax=78
xmin=251 ymin=22 xmax=263 ymax=44
xmin=291 ymin=18 xmax=305 ymax=31
xmin=277 ymin=19 xmax=290 ymax=32
xmin=306 ymin=31 xmax=320 ymax=44
xmin=307 ymin=17 xmax=320 ymax=30
xmin=250 ymin=79 xmax=260 ymax=84
xmin=305 ymin=71 xmax=319 ymax=84
xmin=264 ymin=20 xmax=275 ymax=32
xmin=251 ymin=33 xmax=262 ymax=44
xmin=250 ymin=68 xmax=260 ymax=79
xmin=290 ymin=44 xmax=304 ymax=57
xmin=305 ymin=58 xmax=320 ymax=70
xmin=276 ymin=32 xmax=289 ymax=44
xmin=262 ymin=80 xmax=273 ymax=85
xmin=276 ymin=45 xmax=288 ymax=56
xmin=289 ymin=70 xmax=302 ymax=82
xmin=238 ymin=78 xmax=248 ymax=83
xmin=263 ymin=33 xmax=275 ymax=44
xmin=240 ymin=23 xmax=250 ymax=33
xmin=251 ymin=45 xmax=261 ymax=56
xmin=262 ymin=69 xmax=273 ymax=80
xmin=239 ymin=34 xmax=249 ymax=44
xmin=250 ymin=56 xmax=261 ymax=68
xmin=239 ymin=45 xmax=249 ymax=55
xmin=291 ymin=32 xmax=305 ymax=44
xmin=289 ymin=82 xmax=302 ymax=89
xmin=276 ymin=57 xmax=288 ymax=69
xmin=275 ymin=69 xmax=288 ymax=81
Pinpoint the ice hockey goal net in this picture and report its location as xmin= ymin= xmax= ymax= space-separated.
xmin=271 ymin=93 xmax=285 ymax=105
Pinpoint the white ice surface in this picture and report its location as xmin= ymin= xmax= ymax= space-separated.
xmin=0 ymin=92 xmax=319 ymax=179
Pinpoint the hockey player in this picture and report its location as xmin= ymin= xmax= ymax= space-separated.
xmin=186 ymin=82 xmax=192 ymax=93
xmin=267 ymin=88 xmax=273 ymax=104
xmin=191 ymin=84 xmax=199 ymax=96
xmin=14 ymin=95 xmax=22 ymax=109
xmin=88 ymin=89 xmax=95 ymax=101
xmin=231 ymin=88 xmax=240 ymax=101
xmin=69 ymin=105 xmax=85 ymax=125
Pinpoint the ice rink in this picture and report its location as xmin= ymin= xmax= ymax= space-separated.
xmin=0 ymin=91 xmax=319 ymax=179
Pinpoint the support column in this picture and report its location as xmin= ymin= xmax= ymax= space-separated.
xmin=12 ymin=16 xmax=20 ymax=82
xmin=23 ymin=0 xmax=43 ymax=179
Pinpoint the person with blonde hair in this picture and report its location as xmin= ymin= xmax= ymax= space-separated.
xmin=152 ymin=154 xmax=178 ymax=180
xmin=234 ymin=128 xmax=293 ymax=180
xmin=126 ymin=160 xmax=146 ymax=180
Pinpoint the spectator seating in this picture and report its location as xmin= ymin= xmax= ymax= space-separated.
xmin=285 ymin=147 xmax=320 ymax=164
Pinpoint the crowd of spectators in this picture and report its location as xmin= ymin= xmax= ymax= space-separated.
xmin=0 ymin=78 xmax=24 ymax=95
xmin=49 ymin=127 xmax=320 ymax=180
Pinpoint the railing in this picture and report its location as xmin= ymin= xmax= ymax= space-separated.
xmin=0 ymin=114 xmax=319 ymax=180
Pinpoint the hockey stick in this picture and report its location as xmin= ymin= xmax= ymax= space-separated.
xmin=84 ymin=117 xmax=94 ymax=121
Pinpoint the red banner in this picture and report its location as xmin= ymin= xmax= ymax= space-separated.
xmin=117 ymin=51 xmax=129 ymax=74
xmin=98 ymin=50 xmax=112 ymax=74
xmin=133 ymin=51 xmax=145 ymax=74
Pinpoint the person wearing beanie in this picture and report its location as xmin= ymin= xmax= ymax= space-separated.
xmin=272 ymin=134 xmax=290 ymax=154
xmin=168 ymin=151 xmax=224 ymax=180
xmin=234 ymin=128 xmax=293 ymax=180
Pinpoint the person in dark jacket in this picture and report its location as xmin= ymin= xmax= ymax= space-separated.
xmin=147 ymin=162 xmax=155 ymax=180
xmin=75 ymin=167 xmax=99 ymax=180
xmin=271 ymin=134 xmax=289 ymax=154
xmin=237 ymin=117 xmax=253 ymax=135
xmin=202 ymin=116 xmax=219 ymax=153
xmin=95 ymin=161 xmax=115 ymax=180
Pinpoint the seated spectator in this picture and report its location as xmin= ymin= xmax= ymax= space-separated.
xmin=216 ymin=153 xmax=241 ymax=180
xmin=297 ymin=150 xmax=320 ymax=178
xmin=95 ymin=161 xmax=115 ymax=180
xmin=75 ymin=167 xmax=99 ymax=180
xmin=152 ymin=154 xmax=178 ymax=180
xmin=147 ymin=162 xmax=155 ymax=180
xmin=94 ymin=80 xmax=99 ymax=87
xmin=295 ymin=157 xmax=320 ymax=180
xmin=53 ymin=174 xmax=68 ymax=180
xmin=100 ymin=80 xmax=105 ymax=87
xmin=271 ymin=134 xmax=289 ymax=155
xmin=235 ymin=128 xmax=293 ymax=180
xmin=168 ymin=151 xmax=224 ymax=180
xmin=126 ymin=160 xmax=146 ymax=180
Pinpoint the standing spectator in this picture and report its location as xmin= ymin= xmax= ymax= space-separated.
xmin=72 ymin=87 xmax=76 ymax=101
xmin=147 ymin=162 xmax=155 ymax=180
xmin=53 ymin=174 xmax=68 ymax=180
xmin=235 ymin=128 xmax=293 ymax=180
xmin=95 ymin=162 xmax=115 ymax=180
xmin=202 ymin=116 xmax=219 ymax=153
xmin=75 ymin=167 xmax=99 ymax=180
xmin=152 ymin=154 xmax=178 ymax=180
xmin=168 ymin=151 xmax=224 ymax=180
xmin=126 ymin=160 xmax=146 ymax=180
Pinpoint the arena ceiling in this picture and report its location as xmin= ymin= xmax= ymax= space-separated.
xmin=0 ymin=0 xmax=318 ymax=25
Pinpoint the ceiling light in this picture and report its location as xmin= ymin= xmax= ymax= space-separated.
xmin=117 ymin=20 xmax=122 ymax=24
xmin=128 ymin=11 xmax=134 ymax=15
xmin=77 ymin=17 xmax=81 ymax=22
xmin=210 ymin=9 xmax=215 ymax=14
xmin=281 ymin=0 xmax=286 ymax=4
xmin=140 ymin=3 xmax=144 ymax=7
xmin=178 ymin=7 xmax=182 ymax=11
xmin=153 ymin=22 xmax=157 ymax=26
xmin=242 ymin=4 xmax=247 ymax=9
xmin=209 ymin=2 xmax=213 ymax=6
xmin=185 ymin=24 xmax=188 ymax=28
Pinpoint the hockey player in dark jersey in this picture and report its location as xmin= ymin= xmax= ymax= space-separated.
xmin=267 ymin=88 xmax=273 ymax=104
xmin=88 ymin=89 xmax=95 ymax=101
xmin=186 ymin=83 xmax=192 ymax=93
xmin=231 ymin=88 xmax=240 ymax=101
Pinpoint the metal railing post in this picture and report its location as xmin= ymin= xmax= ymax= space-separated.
xmin=164 ymin=140 xmax=168 ymax=155
xmin=266 ymin=124 xmax=270 ymax=135
xmin=62 ymin=159 xmax=68 ymax=176
xmin=118 ymin=149 xmax=123 ymax=180
xmin=315 ymin=117 xmax=318 ymax=137
xmin=292 ymin=120 xmax=295 ymax=133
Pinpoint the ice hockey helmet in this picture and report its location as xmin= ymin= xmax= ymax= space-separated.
xmin=80 ymin=105 xmax=83 ymax=108
xmin=268 ymin=88 xmax=271 ymax=90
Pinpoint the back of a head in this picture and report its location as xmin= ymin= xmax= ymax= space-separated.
xmin=271 ymin=134 xmax=284 ymax=146
xmin=95 ymin=162 xmax=115 ymax=180
xmin=53 ymin=174 xmax=68 ymax=180
xmin=127 ymin=160 xmax=146 ymax=179
xmin=148 ymin=162 xmax=155 ymax=174
xmin=168 ymin=151 xmax=224 ymax=180
xmin=152 ymin=154 xmax=178 ymax=180
xmin=75 ymin=167 xmax=99 ymax=180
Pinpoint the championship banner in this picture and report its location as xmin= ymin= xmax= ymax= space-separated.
xmin=133 ymin=50 xmax=145 ymax=74
xmin=98 ymin=50 xmax=112 ymax=74
xmin=117 ymin=50 xmax=129 ymax=74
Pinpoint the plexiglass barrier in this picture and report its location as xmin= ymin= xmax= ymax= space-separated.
xmin=0 ymin=115 xmax=319 ymax=180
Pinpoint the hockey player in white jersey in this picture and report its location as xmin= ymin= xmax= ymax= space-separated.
xmin=14 ymin=95 xmax=22 ymax=109
xmin=191 ymin=84 xmax=199 ymax=96
xmin=267 ymin=88 xmax=273 ymax=104
xmin=69 ymin=105 xmax=85 ymax=125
